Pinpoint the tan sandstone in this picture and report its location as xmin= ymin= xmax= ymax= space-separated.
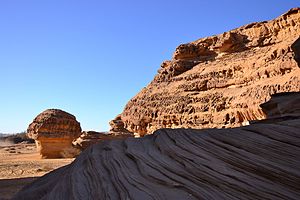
xmin=73 ymin=131 xmax=133 ymax=150
xmin=27 ymin=109 xmax=82 ymax=158
xmin=13 ymin=92 xmax=300 ymax=200
xmin=111 ymin=8 xmax=300 ymax=136
xmin=13 ymin=8 xmax=300 ymax=199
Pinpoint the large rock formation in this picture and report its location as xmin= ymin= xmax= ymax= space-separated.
xmin=112 ymin=8 xmax=300 ymax=136
xmin=14 ymin=92 xmax=300 ymax=199
xmin=27 ymin=109 xmax=82 ymax=158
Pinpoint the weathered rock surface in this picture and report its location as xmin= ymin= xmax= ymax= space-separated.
xmin=14 ymin=93 xmax=300 ymax=200
xmin=109 ymin=115 xmax=133 ymax=134
xmin=113 ymin=8 xmax=300 ymax=136
xmin=260 ymin=92 xmax=300 ymax=118
xmin=73 ymin=131 xmax=133 ymax=150
xmin=27 ymin=109 xmax=82 ymax=158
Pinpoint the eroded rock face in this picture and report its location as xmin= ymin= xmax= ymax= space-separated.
xmin=260 ymin=92 xmax=300 ymax=118
xmin=114 ymin=8 xmax=300 ymax=136
xmin=27 ymin=109 xmax=82 ymax=158
xmin=109 ymin=115 xmax=132 ymax=134
xmin=14 ymin=93 xmax=300 ymax=200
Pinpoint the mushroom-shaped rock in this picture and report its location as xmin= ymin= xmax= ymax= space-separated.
xmin=27 ymin=109 xmax=82 ymax=158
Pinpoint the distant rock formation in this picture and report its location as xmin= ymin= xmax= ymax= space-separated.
xmin=0 ymin=132 xmax=34 ymax=145
xmin=14 ymin=92 xmax=300 ymax=199
xmin=112 ymin=8 xmax=300 ymax=136
xmin=73 ymin=131 xmax=133 ymax=150
xmin=27 ymin=109 xmax=82 ymax=158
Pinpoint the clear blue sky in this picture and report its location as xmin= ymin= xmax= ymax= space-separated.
xmin=0 ymin=0 xmax=298 ymax=133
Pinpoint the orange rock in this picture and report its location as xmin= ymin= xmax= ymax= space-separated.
xmin=27 ymin=109 xmax=82 ymax=158
xmin=14 ymin=92 xmax=300 ymax=200
xmin=113 ymin=8 xmax=300 ymax=136
xmin=73 ymin=131 xmax=133 ymax=150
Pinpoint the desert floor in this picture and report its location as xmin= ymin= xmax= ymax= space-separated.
xmin=0 ymin=143 xmax=73 ymax=199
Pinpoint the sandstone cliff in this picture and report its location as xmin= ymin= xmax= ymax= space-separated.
xmin=14 ymin=92 xmax=300 ymax=200
xmin=113 ymin=8 xmax=300 ymax=136
xmin=27 ymin=109 xmax=82 ymax=158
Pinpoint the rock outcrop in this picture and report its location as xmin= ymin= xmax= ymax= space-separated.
xmin=112 ymin=8 xmax=300 ymax=136
xmin=27 ymin=109 xmax=82 ymax=158
xmin=260 ymin=92 xmax=300 ymax=118
xmin=109 ymin=115 xmax=133 ymax=134
xmin=73 ymin=131 xmax=133 ymax=150
xmin=14 ymin=92 xmax=300 ymax=200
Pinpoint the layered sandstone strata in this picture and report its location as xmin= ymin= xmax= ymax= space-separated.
xmin=73 ymin=131 xmax=133 ymax=150
xmin=27 ymin=109 xmax=82 ymax=158
xmin=112 ymin=8 xmax=300 ymax=136
xmin=14 ymin=92 xmax=300 ymax=200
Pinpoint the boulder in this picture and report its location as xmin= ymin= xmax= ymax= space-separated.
xmin=27 ymin=109 xmax=82 ymax=158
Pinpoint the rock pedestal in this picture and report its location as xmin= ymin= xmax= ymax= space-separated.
xmin=27 ymin=109 xmax=82 ymax=158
